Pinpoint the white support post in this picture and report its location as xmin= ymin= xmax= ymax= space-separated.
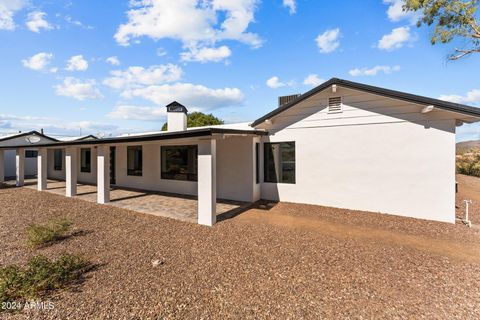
xmin=198 ymin=139 xmax=216 ymax=226
xmin=37 ymin=148 xmax=47 ymax=191
xmin=97 ymin=145 xmax=110 ymax=204
xmin=16 ymin=148 xmax=25 ymax=187
xmin=65 ymin=147 xmax=77 ymax=197
xmin=0 ymin=150 xmax=4 ymax=183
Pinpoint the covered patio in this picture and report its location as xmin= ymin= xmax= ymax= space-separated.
xmin=6 ymin=178 xmax=249 ymax=223
xmin=0 ymin=126 xmax=266 ymax=226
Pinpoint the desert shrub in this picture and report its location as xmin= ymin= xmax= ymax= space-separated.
xmin=456 ymin=148 xmax=480 ymax=177
xmin=26 ymin=219 xmax=72 ymax=247
xmin=0 ymin=254 xmax=89 ymax=309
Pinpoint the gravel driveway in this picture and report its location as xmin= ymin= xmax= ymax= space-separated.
xmin=1 ymin=177 xmax=480 ymax=319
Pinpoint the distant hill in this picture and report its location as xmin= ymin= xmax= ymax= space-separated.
xmin=457 ymin=140 xmax=480 ymax=154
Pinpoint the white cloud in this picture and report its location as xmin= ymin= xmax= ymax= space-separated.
xmin=114 ymin=0 xmax=262 ymax=62
xmin=156 ymin=47 xmax=167 ymax=57
xmin=180 ymin=45 xmax=231 ymax=63
xmin=303 ymin=74 xmax=325 ymax=87
xmin=383 ymin=0 xmax=420 ymax=24
xmin=54 ymin=77 xmax=103 ymax=101
xmin=377 ymin=26 xmax=411 ymax=51
xmin=106 ymin=56 xmax=120 ymax=66
xmin=64 ymin=15 xmax=93 ymax=30
xmin=22 ymin=52 xmax=53 ymax=71
xmin=349 ymin=65 xmax=401 ymax=77
xmin=439 ymin=89 xmax=480 ymax=104
xmin=108 ymin=105 xmax=166 ymax=121
xmin=0 ymin=0 xmax=28 ymax=31
xmin=122 ymin=83 xmax=244 ymax=110
xmin=315 ymin=28 xmax=340 ymax=53
xmin=66 ymin=55 xmax=89 ymax=71
xmin=0 ymin=114 xmax=119 ymax=137
xmin=103 ymin=64 xmax=183 ymax=90
xmin=26 ymin=11 xmax=52 ymax=33
xmin=266 ymin=76 xmax=286 ymax=89
xmin=283 ymin=0 xmax=296 ymax=14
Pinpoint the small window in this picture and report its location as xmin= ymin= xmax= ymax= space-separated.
xmin=25 ymin=150 xmax=38 ymax=158
xmin=80 ymin=148 xmax=91 ymax=173
xmin=328 ymin=96 xmax=342 ymax=113
xmin=54 ymin=149 xmax=62 ymax=171
xmin=255 ymin=143 xmax=260 ymax=184
xmin=127 ymin=146 xmax=142 ymax=176
xmin=161 ymin=145 xmax=198 ymax=181
xmin=264 ymin=142 xmax=295 ymax=184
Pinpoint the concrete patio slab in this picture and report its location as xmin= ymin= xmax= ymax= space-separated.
xmin=6 ymin=178 xmax=248 ymax=223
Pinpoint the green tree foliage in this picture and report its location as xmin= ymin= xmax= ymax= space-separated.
xmin=161 ymin=112 xmax=224 ymax=131
xmin=404 ymin=0 xmax=480 ymax=59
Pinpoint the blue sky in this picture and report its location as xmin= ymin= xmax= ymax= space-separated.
xmin=0 ymin=0 xmax=479 ymax=141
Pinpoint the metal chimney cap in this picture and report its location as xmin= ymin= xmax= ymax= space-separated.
xmin=166 ymin=101 xmax=188 ymax=114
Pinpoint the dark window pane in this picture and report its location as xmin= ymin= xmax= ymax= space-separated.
xmin=161 ymin=145 xmax=198 ymax=181
xmin=81 ymin=148 xmax=91 ymax=173
xmin=54 ymin=150 xmax=62 ymax=171
xmin=127 ymin=146 xmax=142 ymax=176
xmin=25 ymin=150 xmax=38 ymax=158
xmin=264 ymin=142 xmax=295 ymax=184
xmin=255 ymin=143 xmax=259 ymax=184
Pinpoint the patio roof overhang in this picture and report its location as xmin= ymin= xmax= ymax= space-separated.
xmin=0 ymin=127 xmax=268 ymax=150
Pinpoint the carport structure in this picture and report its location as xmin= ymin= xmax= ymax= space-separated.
xmin=0 ymin=127 xmax=267 ymax=226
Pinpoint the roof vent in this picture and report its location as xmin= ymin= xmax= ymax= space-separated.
xmin=328 ymin=96 xmax=342 ymax=113
xmin=278 ymin=94 xmax=300 ymax=107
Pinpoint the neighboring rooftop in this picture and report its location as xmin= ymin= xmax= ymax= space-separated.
xmin=56 ymin=135 xmax=98 ymax=142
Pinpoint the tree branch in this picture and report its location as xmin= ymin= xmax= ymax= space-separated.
xmin=449 ymin=48 xmax=480 ymax=60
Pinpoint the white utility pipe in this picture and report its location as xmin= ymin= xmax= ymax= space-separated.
xmin=463 ymin=200 xmax=472 ymax=227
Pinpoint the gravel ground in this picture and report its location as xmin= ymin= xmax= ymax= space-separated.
xmin=1 ymin=176 xmax=480 ymax=319
xmin=456 ymin=174 xmax=480 ymax=225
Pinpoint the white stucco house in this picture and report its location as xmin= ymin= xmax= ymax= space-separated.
xmin=1 ymin=78 xmax=479 ymax=225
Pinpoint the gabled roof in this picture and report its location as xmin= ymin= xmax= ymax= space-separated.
xmin=251 ymin=78 xmax=480 ymax=127
xmin=0 ymin=130 xmax=58 ymax=143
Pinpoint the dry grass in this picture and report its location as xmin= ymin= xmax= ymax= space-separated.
xmin=25 ymin=219 xmax=72 ymax=247
xmin=0 ymin=254 xmax=89 ymax=311
xmin=456 ymin=147 xmax=480 ymax=177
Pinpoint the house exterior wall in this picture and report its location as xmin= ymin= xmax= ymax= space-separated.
xmin=257 ymin=87 xmax=457 ymax=223
xmin=4 ymin=149 xmax=37 ymax=178
xmin=217 ymin=136 xmax=258 ymax=202
xmin=113 ymin=137 xmax=256 ymax=202
xmin=47 ymin=149 xmax=65 ymax=181
xmin=47 ymin=148 xmax=97 ymax=184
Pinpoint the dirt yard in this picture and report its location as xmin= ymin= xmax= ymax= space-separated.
xmin=456 ymin=174 xmax=480 ymax=225
xmin=1 ymin=175 xmax=480 ymax=319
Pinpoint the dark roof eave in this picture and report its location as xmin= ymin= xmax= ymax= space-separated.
xmin=0 ymin=128 xmax=267 ymax=149
xmin=0 ymin=130 xmax=59 ymax=143
xmin=250 ymin=78 xmax=480 ymax=127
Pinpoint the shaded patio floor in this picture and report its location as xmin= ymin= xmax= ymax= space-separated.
xmin=7 ymin=179 xmax=249 ymax=223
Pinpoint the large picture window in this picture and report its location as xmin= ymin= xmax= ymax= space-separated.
xmin=54 ymin=149 xmax=62 ymax=171
xmin=264 ymin=142 xmax=295 ymax=184
xmin=80 ymin=148 xmax=91 ymax=173
xmin=161 ymin=145 xmax=198 ymax=181
xmin=127 ymin=146 xmax=142 ymax=176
